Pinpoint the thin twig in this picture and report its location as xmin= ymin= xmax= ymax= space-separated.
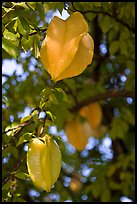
xmin=2 ymin=121 xmax=33 ymax=151
xmin=2 ymin=121 xmax=32 ymax=135
xmin=29 ymin=28 xmax=47 ymax=36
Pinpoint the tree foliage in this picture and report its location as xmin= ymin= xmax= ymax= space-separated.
xmin=2 ymin=2 xmax=135 ymax=202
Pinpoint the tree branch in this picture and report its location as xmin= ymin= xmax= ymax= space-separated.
xmin=70 ymin=3 xmax=135 ymax=33
xmin=2 ymin=121 xmax=33 ymax=151
xmin=2 ymin=121 xmax=32 ymax=135
xmin=71 ymin=90 xmax=135 ymax=112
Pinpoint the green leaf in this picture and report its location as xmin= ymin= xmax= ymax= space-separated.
xmin=12 ymin=2 xmax=30 ymax=10
xmin=2 ymin=180 xmax=13 ymax=190
xmin=2 ymin=6 xmax=14 ymax=13
xmin=109 ymin=181 xmax=122 ymax=190
xmin=45 ymin=119 xmax=54 ymax=127
xmin=39 ymin=88 xmax=53 ymax=109
xmin=16 ymin=132 xmax=33 ymax=146
xmin=100 ymin=16 xmax=111 ymax=33
xmin=101 ymin=2 xmax=110 ymax=11
xmin=120 ymin=29 xmax=129 ymax=40
xmin=15 ymin=172 xmax=30 ymax=180
xmin=3 ymin=29 xmax=19 ymax=44
xmin=2 ymin=37 xmax=18 ymax=58
xmin=92 ymin=182 xmax=101 ymax=198
xmin=121 ymin=108 xmax=135 ymax=125
xmin=57 ymin=3 xmax=64 ymax=15
xmin=46 ymin=111 xmax=54 ymax=121
xmin=109 ymin=41 xmax=119 ymax=55
xmin=13 ymin=18 xmax=18 ymax=32
xmin=101 ymin=189 xmax=111 ymax=202
xmin=49 ymin=93 xmax=59 ymax=105
xmin=17 ymin=16 xmax=30 ymax=37
xmin=113 ymin=21 xmax=119 ymax=31
xmin=43 ymin=3 xmax=50 ymax=13
xmin=54 ymin=93 xmax=64 ymax=105
xmin=107 ymin=165 xmax=116 ymax=177
xmin=10 ymin=146 xmax=19 ymax=159
xmin=93 ymin=2 xmax=101 ymax=7
xmin=12 ymin=196 xmax=26 ymax=202
xmin=55 ymin=88 xmax=68 ymax=102
xmin=120 ymin=40 xmax=128 ymax=56
xmin=109 ymin=118 xmax=128 ymax=139
xmin=4 ymin=124 xmax=18 ymax=137
xmin=21 ymin=36 xmax=33 ymax=52
xmin=25 ymin=2 xmax=36 ymax=10
xmin=41 ymin=87 xmax=52 ymax=98
xmin=32 ymin=114 xmax=38 ymax=124
xmin=20 ymin=115 xmax=32 ymax=124
xmin=48 ymin=2 xmax=64 ymax=13
xmin=108 ymin=28 xmax=117 ymax=41
xmin=40 ymin=101 xmax=51 ymax=110
xmin=54 ymin=102 xmax=70 ymax=130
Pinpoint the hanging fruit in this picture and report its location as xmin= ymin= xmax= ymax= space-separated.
xmin=70 ymin=177 xmax=82 ymax=192
xmin=79 ymin=102 xmax=102 ymax=129
xmin=65 ymin=117 xmax=92 ymax=151
xmin=27 ymin=135 xmax=62 ymax=192
xmin=40 ymin=12 xmax=94 ymax=82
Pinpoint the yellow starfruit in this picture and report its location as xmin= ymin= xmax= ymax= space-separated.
xmin=40 ymin=12 xmax=94 ymax=82
xmin=65 ymin=117 xmax=92 ymax=151
xmin=79 ymin=102 xmax=102 ymax=129
xmin=27 ymin=135 xmax=62 ymax=192
xmin=70 ymin=177 xmax=82 ymax=192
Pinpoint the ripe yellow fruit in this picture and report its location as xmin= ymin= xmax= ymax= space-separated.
xmin=65 ymin=117 xmax=92 ymax=151
xmin=79 ymin=102 xmax=102 ymax=129
xmin=40 ymin=12 xmax=94 ymax=82
xmin=27 ymin=135 xmax=62 ymax=192
xmin=70 ymin=177 xmax=82 ymax=192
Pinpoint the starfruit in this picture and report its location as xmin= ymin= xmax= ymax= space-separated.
xmin=79 ymin=102 xmax=102 ymax=129
xmin=27 ymin=135 xmax=62 ymax=192
xmin=40 ymin=12 xmax=94 ymax=82
xmin=65 ymin=117 xmax=92 ymax=151
xmin=70 ymin=177 xmax=82 ymax=192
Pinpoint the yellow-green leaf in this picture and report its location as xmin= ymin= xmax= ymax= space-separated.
xmin=16 ymin=133 xmax=33 ymax=146
xmin=109 ymin=41 xmax=119 ymax=55
xmin=2 ymin=37 xmax=18 ymax=58
xmin=20 ymin=115 xmax=32 ymax=124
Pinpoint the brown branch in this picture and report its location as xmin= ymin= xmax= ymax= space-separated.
xmin=70 ymin=3 xmax=135 ymax=33
xmin=2 ymin=121 xmax=33 ymax=151
xmin=2 ymin=121 xmax=32 ymax=135
xmin=71 ymin=90 xmax=135 ymax=112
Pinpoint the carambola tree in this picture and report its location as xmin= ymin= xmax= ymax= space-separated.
xmin=2 ymin=2 xmax=135 ymax=202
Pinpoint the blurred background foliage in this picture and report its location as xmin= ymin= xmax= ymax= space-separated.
xmin=2 ymin=2 xmax=135 ymax=202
